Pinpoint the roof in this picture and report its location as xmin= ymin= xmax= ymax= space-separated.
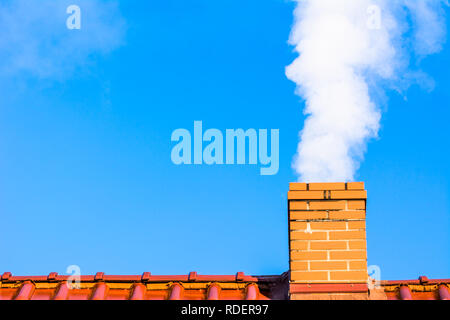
xmin=379 ymin=277 xmax=450 ymax=300
xmin=1 ymin=272 xmax=448 ymax=300
xmin=0 ymin=272 xmax=288 ymax=300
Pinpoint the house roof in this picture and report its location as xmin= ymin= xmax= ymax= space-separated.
xmin=1 ymin=272 xmax=448 ymax=300
xmin=0 ymin=272 xmax=288 ymax=300
xmin=378 ymin=276 xmax=450 ymax=300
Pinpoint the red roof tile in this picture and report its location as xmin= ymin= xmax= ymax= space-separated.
xmin=380 ymin=278 xmax=450 ymax=300
xmin=0 ymin=272 xmax=288 ymax=300
xmin=2 ymin=272 xmax=449 ymax=300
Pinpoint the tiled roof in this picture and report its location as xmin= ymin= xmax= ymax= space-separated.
xmin=1 ymin=272 xmax=449 ymax=300
xmin=380 ymin=277 xmax=450 ymax=300
xmin=288 ymin=277 xmax=450 ymax=300
xmin=0 ymin=272 xmax=288 ymax=300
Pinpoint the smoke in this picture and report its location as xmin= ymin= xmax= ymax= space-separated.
xmin=286 ymin=0 xmax=448 ymax=182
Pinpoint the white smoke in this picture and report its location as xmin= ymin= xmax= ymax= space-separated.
xmin=286 ymin=0 xmax=448 ymax=182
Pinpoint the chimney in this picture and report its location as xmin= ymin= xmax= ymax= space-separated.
xmin=288 ymin=182 xmax=369 ymax=300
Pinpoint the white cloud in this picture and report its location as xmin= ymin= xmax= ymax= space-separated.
xmin=0 ymin=0 xmax=126 ymax=80
xmin=404 ymin=0 xmax=448 ymax=56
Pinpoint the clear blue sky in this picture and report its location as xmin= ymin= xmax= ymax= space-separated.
xmin=0 ymin=0 xmax=448 ymax=280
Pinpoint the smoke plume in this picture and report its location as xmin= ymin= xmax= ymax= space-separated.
xmin=286 ymin=0 xmax=448 ymax=182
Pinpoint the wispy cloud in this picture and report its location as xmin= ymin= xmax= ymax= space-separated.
xmin=0 ymin=0 xmax=126 ymax=80
xmin=404 ymin=0 xmax=448 ymax=56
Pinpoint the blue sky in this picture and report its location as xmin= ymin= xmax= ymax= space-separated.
xmin=0 ymin=0 xmax=448 ymax=280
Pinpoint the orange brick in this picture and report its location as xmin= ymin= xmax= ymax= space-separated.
xmin=310 ymin=241 xmax=347 ymax=250
xmin=329 ymin=231 xmax=366 ymax=240
xmin=329 ymin=211 xmax=365 ymax=220
xmin=330 ymin=190 xmax=367 ymax=200
xmin=288 ymin=191 xmax=325 ymax=200
xmin=290 ymin=221 xmax=307 ymax=230
xmin=330 ymin=250 xmax=366 ymax=260
xmin=308 ymin=183 xmax=346 ymax=191
xmin=290 ymin=183 xmax=307 ymax=191
xmin=291 ymin=271 xmax=328 ymax=281
xmin=348 ymin=221 xmax=366 ymax=229
xmin=290 ymin=231 xmax=327 ymax=240
xmin=348 ymin=200 xmax=366 ymax=210
xmin=289 ymin=201 xmax=308 ymax=210
xmin=330 ymin=271 xmax=367 ymax=281
xmin=310 ymin=221 xmax=346 ymax=230
xmin=349 ymin=261 xmax=367 ymax=270
xmin=347 ymin=182 xmax=364 ymax=190
xmin=289 ymin=293 xmax=370 ymax=300
xmin=291 ymin=251 xmax=327 ymax=260
xmin=290 ymin=241 xmax=308 ymax=250
xmin=348 ymin=240 xmax=367 ymax=250
xmin=291 ymin=261 xmax=308 ymax=270
xmin=310 ymin=261 xmax=347 ymax=271
xmin=309 ymin=201 xmax=346 ymax=210
xmin=290 ymin=211 xmax=328 ymax=220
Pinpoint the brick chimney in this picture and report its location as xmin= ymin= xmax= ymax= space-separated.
xmin=288 ymin=182 xmax=369 ymax=300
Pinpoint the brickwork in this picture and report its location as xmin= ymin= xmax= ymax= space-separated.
xmin=288 ymin=182 xmax=368 ymax=288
